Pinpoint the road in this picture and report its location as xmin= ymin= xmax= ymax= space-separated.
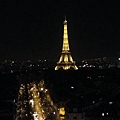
xmin=15 ymin=80 xmax=59 ymax=120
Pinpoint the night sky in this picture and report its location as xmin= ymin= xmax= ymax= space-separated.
xmin=0 ymin=0 xmax=120 ymax=61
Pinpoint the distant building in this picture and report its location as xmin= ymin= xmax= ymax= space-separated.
xmin=55 ymin=18 xmax=78 ymax=70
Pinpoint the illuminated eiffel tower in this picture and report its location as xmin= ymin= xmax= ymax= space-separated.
xmin=55 ymin=18 xmax=78 ymax=70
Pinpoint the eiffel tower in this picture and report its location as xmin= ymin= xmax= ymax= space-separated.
xmin=55 ymin=18 xmax=78 ymax=70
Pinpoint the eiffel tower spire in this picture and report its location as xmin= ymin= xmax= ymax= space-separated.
xmin=62 ymin=16 xmax=70 ymax=51
xmin=55 ymin=18 xmax=78 ymax=70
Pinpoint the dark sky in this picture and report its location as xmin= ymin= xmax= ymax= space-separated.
xmin=0 ymin=0 xmax=120 ymax=61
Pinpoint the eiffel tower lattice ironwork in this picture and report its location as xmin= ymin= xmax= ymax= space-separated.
xmin=55 ymin=18 xmax=78 ymax=70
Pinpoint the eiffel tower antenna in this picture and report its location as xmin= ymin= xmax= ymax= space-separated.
xmin=65 ymin=15 xmax=66 ymax=20
xmin=55 ymin=18 xmax=78 ymax=70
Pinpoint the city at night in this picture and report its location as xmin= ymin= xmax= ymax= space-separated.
xmin=0 ymin=0 xmax=120 ymax=120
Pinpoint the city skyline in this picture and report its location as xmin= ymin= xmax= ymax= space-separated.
xmin=0 ymin=0 xmax=120 ymax=61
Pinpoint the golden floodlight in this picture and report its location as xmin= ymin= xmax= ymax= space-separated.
xmin=55 ymin=17 xmax=78 ymax=70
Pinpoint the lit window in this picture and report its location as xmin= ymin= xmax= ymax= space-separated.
xmin=102 ymin=113 xmax=104 ymax=116
xmin=109 ymin=102 xmax=113 ymax=105
xmin=59 ymin=107 xmax=65 ymax=115
xmin=71 ymin=86 xmax=74 ymax=89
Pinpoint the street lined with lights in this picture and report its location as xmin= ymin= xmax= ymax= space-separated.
xmin=15 ymin=80 xmax=60 ymax=120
